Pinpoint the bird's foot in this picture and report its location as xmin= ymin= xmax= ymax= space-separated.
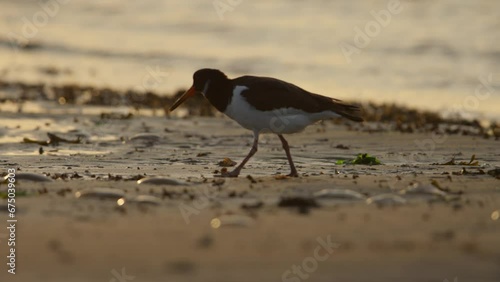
xmin=287 ymin=171 xmax=299 ymax=177
xmin=215 ymin=169 xmax=240 ymax=178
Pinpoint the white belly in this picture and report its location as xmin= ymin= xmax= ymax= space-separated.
xmin=224 ymin=86 xmax=340 ymax=134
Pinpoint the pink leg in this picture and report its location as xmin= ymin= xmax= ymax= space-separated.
xmin=220 ymin=134 xmax=259 ymax=177
xmin=278 ymin=134 xmax=298 ymax=177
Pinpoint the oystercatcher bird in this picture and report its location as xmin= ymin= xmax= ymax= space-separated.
xmin=169 ymin=69 xmax=363 ymax=177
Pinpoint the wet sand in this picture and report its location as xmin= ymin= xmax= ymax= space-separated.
xmin=1 ymin=111 xmax=499 ymax=282
xmin=2 ymin=0 xmax=499 ymax=279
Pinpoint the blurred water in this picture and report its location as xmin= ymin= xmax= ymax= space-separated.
xmin=0 ymin=0 xmax=499 ymax=119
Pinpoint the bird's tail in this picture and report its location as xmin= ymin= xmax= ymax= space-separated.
xmin=329 ymin=98 xmax=364 ymax=122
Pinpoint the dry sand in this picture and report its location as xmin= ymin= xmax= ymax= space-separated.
xmin=1 ymin=111 xmax=499 ymax=282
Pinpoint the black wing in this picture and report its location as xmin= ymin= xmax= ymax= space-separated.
xmin=233 ymin=76 xmax=363 ymax=122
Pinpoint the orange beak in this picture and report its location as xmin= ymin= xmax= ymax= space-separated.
xmin=169 ymin=86 xmax=196 ymax=112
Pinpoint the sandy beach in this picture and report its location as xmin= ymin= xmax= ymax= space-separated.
xmin=1 ymin=0 xmax=500 ymax=281
xmin=1 ymin=110 xmax=499 ymax=282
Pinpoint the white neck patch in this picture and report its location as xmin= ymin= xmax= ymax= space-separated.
xmin=201 ymin=80 xmax=211 ymax=95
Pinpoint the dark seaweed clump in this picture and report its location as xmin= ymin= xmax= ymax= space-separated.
xmin=1 ymin=80 xmax=498 ymax=139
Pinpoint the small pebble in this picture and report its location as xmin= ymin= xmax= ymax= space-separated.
xmin=129 ymin=133 xmax=160 ymax=142
xmin=137 ymin=177 xmax=186 ymax=186
xmin=366 ymin=194 xmax=407 ymax=206
xmin=3 ymin=172 xmax=52 ymax=183
xmin=401 ymin=183 xmax=447 ymax=197
xmin=313 ymin=188 xmax=365 ymax=200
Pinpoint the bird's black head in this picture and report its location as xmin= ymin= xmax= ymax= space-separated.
xmin=169 ymin=68 xmax=233 ymax=113
xmin=192 ymin=68 xmax=228 ymax=96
